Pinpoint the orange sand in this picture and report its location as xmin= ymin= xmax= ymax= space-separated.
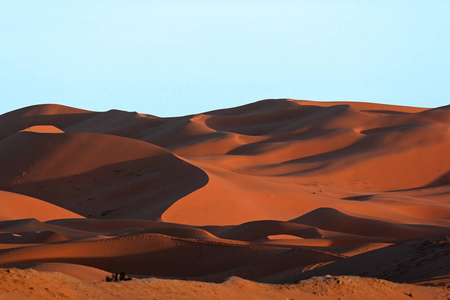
xmin=0 ymin=99 xmax=449 ymax=298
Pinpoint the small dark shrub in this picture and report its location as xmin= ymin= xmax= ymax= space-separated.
xmin=106 ymin=272 xmax=132 ymax=282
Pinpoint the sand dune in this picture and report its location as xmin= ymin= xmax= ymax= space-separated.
xmin=31 ymin=262 xmax=111 ymax=281
xmin=0 ymin=131 xmax=208 ymax=219
xmin=0 ymin=99 xmax=449 ymax=297
xmin=293 ymin=234 xmax=450 ymax=284
xmin=0 ymin=191 xmax=82 ymax=222
xmin=1 ymin=269 xmax=448 ymax=300
xmin=215 ymin=220 xmax=324 ymax=241
xmin=0 ymin=232 xmax=323 ymax=280
xmin=291 ymin=207 xmax=449 ymax=239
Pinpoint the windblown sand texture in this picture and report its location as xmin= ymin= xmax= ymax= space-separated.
xmin=0 ymin=99 xmax=449 ymax=299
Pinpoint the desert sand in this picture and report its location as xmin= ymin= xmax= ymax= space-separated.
xmin=0 ymin=99 xmax=449 ymax=299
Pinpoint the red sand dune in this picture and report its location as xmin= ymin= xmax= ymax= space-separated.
xmin=0 ymin=191 xmax=82 ymax=222
xmin=0 ymin=99 xmax=449 ymax=298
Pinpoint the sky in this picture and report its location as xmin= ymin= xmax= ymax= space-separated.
xmin=1 ymin=1 xmax=449 ymax=117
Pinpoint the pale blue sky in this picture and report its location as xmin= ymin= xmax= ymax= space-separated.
xmin=1 ymin=1 xmax=449 ymax=116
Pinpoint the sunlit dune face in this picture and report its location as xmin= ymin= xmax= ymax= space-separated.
xmin=20 ymin=125 xmax=64 ymax=134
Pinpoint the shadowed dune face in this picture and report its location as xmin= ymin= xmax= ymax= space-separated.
xmin=0 ymin=129 xmax=208 ymax=219
xmin=0 ymin=100 xmax=449 ymax=289
xmin=291 ymin=234 xmax=450 ymax=284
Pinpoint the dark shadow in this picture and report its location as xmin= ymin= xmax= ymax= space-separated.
xmin=387 ymin=170 xmax=450 ymax=192
xmin=341 ymin=195 xmax=374 ymax=201
xmin=360 ymin=124 xmax=422 ymax=135
xmin=361 ymin=110 xmax=409 ymax=114
xmin=226 ymin=129 xmax=336 ymax=156
xmin=204 ymin=102 xmax=351 ymax=136
xmin=426 ymin=171 xmax=450 ymax=187
xmin=278 ymin=137 xmax=380 ymax=165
